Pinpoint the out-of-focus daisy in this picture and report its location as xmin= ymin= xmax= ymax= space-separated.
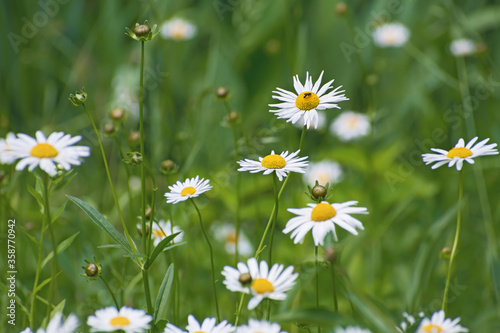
xmin=334 ymin=327 xmax=372 ymax=333
xmin=137 ymin=220 xmax=183 ymax=246
xmin=269 ymin=71 xmax=348 ymax=129
xmin=422 ymin=137 xmax=498 ymax=171
xmin=7 ymin=131 xmax=90 ymax=177
xmin=214 ymin=223 xmax=253 ymax=256
xmin=87 ymin=306 xmax=152 ymax=333
xmin=165 ymin=176 xmax=212 ymax=204
xmin=303 ymin=160 xmax=343 ymax=186
xmin=237 ymin=150 xmax=308 ymax=181
xmin=160 ymin=18 xmax=197 ymax=40
xmin=222 ymin=257 xmax=298 ymax=310
xmin=450 ymin=39 xmax=476 ymax=57
xmin=329 ymin=111 xmax=371 ymax=141
xmin=236 ymin=319 xmax=286 ymax=333
xmin=396 ymin=311 xmax=421 ymax=332
xmin=20 ymin=312 xmax=79 ymax=333
xmin=284 ymin=201 xmax=368 ymax=246
xmin=416 ymin=310 xmax=468 ymax=333
xmin=0 ymin=133 xmax=17 ymax=164
xmin=373 ymin=22 xmax=410 ymax=47
xmin=163 ymin=315 xmax=233 ymax=333
xmin=294 ymin=111 xmax=327 ymax=130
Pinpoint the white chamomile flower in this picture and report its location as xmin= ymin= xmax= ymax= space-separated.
xmin=304 ymin=160 xmax=343 ymax=186
xmin=7 ymin=131 xmax=90 ymax=177
xmin=0 ymin=133 xmax=17 ymax=164
xmin=222 ymin=257 xmax=298 ymax=310
xmin=236 ymin=319 xmax=286 ymax=333
xmin=294 ymin=111 xmax=327 ymax=130
xmin=137 ymin=220 xmax=183 ymax=247
xmin=269 ymin=71 xmax=348 ymax=129
xmin=373 ymin=22 xmax=410 ymax=47
xmin=329 ymin=111 xmax=371 ymax=141
xmin=450 ymin=39 xmax=476 ymax=57
xmin=422 ymin=137 xmax=498 ymax=171
xmin=334 ymin=326 xmax=373 ymax=333
xmin=284 ymin=201 xmax=368 ymax=246
xmin=163 ymin=315 xmax=234 ymax=333
xmin=160 ymin=18 xmax=197 ymax=40
xmin=237 ymin=150 xmax=308 ymax=181
xmin=87 ymin=306 xmax=152 ymax=333
xmin=165 ymin=176 xmax=212 ymax=204
xmin=416 ymin=310 xmax=468 ymax=333
xmin=20 ymin=312 xmax=79 ymax=333
xmin=214 ymin=223 xmax=253 ymax=256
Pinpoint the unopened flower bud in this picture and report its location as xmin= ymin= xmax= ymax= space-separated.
xmin=137 ymin=224 xmax=149 ymax=237
xmin=69 ymin=88 xmax=87 ymax=106
xmin=335 ymin=2 xmax=348 ymax=16
xmin=103 ymin=123 xmax=116 ymax=136
xmin=312 ymin=185 xmax=328 ymax=199
xmin=126 ymin=152 xmax=143 ymax=165
xmin=160 ymin=159 xmax=178 ymax=175
xmin=81 ymin=258 xmax=101 ymax=280
xmin=145 ymin=207 xmax=152 ymax=221
xmin=216 ymin=87 xmax=229 ymax=99
xmin=440 ymin=247 xmax=451 ymax=260
xmin=85 ymin=263 xmax=98 ymax=277
xmin=110 ymin=108 xmax=125 ymax=122
xmin=128 ymin=131 xmax=140 ymax=146
xmin=238 ymin=273 xmax=252 ymax=285
xmin=324 ymin=247 xmax=337 ymax=264
xmin=134 ymin=24 xmax=151 ymax=36
xmin=226 ymin=111 xmax=239 ymax=124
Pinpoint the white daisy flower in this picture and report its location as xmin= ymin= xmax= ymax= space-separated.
xmin=160 ymin=18 xmax=197 ymax=40
xmin=7 ymin=131 xmax=90 ymax=177
xmin=236 ymin=319 xmax=286 ymax=333
xmin=20 ymin=312 xmax=79 ymax=333
xmin=269 ymin=71 xmax=348 ymax=129
xmin=165 ymin=176 xmax=212 ymax=204
xmin=283 ymin=201 xmax=368 ymax=246
xmin=237 ymin=150 xmax=308 ymax=181
xmin=329 ymin=111 xmax=371 ymax=141
xmin=422 ymin=137 xmax=498 ymax=171
xmin=334 ymin=326 xmax=372 ymax=333
xmin=87 ymin=306 xmax=152 ymax=333
xmin=450 ymin=39 xmax=476 ymax=57
xmin=294 ymin=111 xmax=327 ymax=130
xmin=163 ymin=315 xmax=234 ymax=333
xmin=373 ymin=22 xmax=410 ymax=47
xmin=0 ymin=133 xmax=17 ymax=164
xmin=221 ymin=257 xmax=298 ymax=310
xmin=137 ymin=220 xmax=183 ymax=247
xmin=214 ymin=223 xmax=253 ymax=256
xmin=416 ymin=310 xmax=468 ymax=333
xmin=304 ymin=160 xmax=343 ymax=186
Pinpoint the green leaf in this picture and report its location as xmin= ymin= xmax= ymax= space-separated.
xmin=144 ymin=232 xmax=181 ymax=270
xmin=161 ymin=241 xmax=186 ymax=252
xmin=154 ymin=264 xmax=175 ymax=322
xmin=348 ymin=294 xmax=400 ymax=333
xmin=51 ymin=199 xmax=68 ymax=224
xmin=97 ymin=244 xmax=123 ymax=249
xmin=41 ymin=299 xmax=66 ymax=328
xmin=272 ymin=308 xmax=350 ymax=326
xmin=34 ymin=272 xmax=61 ymax=294
xmin=27 ymin=184 xmax=44 ymax=211
xmin=66 ymin=195 xmax=133 ymax=255
xmin=51 ymin=170 xmax=77 ymax=193
xmin=41 ymin=232 xmax=80 ymax=270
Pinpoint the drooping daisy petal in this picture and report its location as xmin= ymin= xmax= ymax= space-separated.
xmin=236 ymin=319 xmax=286 ymax=333
xmin=165 ymin=176 xmax=212 ymax=204
xmin=87 ymin=306 xmax=152 ymax=333
xmin=416 ymin=310 xmax=468 ymax=333
xmin=373 ymin=22 xmax=410 ymax=47
xmin=163 ymin=315 xmax=234 ymax=333
xmin=237 ymin=150 xmax=308 ymax=181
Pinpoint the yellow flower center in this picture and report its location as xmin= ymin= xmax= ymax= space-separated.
xmin=30 ymin=143 xmax=58 ymax=158
xmin=153 ymin=229 xmax=165 ymax=238
xmin=311 ymin=203 xmax=337 ymax=222
xmin=446 ymin=147 xmax=472 ymax=159
xmin=422 ymin=324 xmax=443 ymax=333
xmin=226 ymin=232 xmax=237 ymax=244
xmin=181 ymin=186 xmax=196 ymax=196
xmin=110 ymin=316 xmax=130 ymax=327
xmin=295 ymin=92 xmax=320 ymax=111
xmin=261 ymin=154 xmax=286 ymax=169
xmin=252 ymin=278 xmax=274 ymax=294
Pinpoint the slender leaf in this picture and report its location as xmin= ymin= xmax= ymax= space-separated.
xmin=144 ymin=232 xmax=181 ymax=270
xmin=348 ymin=293 xmax=400 ymax=333
xmin=51 ymin=199 xmax=68 ymax=224
xmin=41 ymin=232 xmax=80 ymax=270
xmin=27 ymin=184 xmax=43 ymax=210
xmin=154 ymin=264 xmax=175 ymax=322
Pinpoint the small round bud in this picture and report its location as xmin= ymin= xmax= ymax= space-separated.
xmin=103 ymin=123 xmax=116 ymax=136
xmin=84 ymin=263 xmax=98 ymax=277
xmin=110 ymin=108 xmax=125 ymax=122
xmin=126 ymin=152 xmax=143 ymax=165
xmin=216 ymin=87 xmax=229 ymax=99
xmin=238 ymin=273 xmax=252 ymax=285
xmin=324 ymin=247 xmax=337 ymax=264
xmin=440 ymin=247 xmax=451 ymax=260
xmin=134 ymin=24 xmax=151 ymax=36
xmin=335 ymin=2 xmax=348 ymax=16
xmin=145 ymin=207 xmax=152 ymax=221
xmin=476 ymin=42 xmax=487 ymax=54
xmin=128 ymin=131 xmax=141 ymax=146
xmin=226 ymin=111 xmax=239 ymax=124
xmin=69 ymin=88 xmax=87 ymax=106
xmin=161 ymin=159 xmax=176 ymax=172
xmin=312 ymin=185 xmax=328 ymax=199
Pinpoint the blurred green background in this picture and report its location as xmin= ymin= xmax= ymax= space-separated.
xmin=1 ymin=0 xmax=500 ymax=332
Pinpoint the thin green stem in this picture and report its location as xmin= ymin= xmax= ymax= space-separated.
xmin=234 ymin=293 xmax=246 ymax=326
xmin=100 ymin=275 xmax=120 ymax=309
xmin=144 ymin=162 xmax=158 ymax=256
xmin=191 ymin=199 xmax=220 ymax=322
xmin=45 ymin=179 xmax=58 ymax=319
xmin=267 ymin=174 xmax=279 ymax=264
xmin=331 ymin=263 xmax=338 ymax=312
xmin=166 ymin=175 xmax=180 ymax=323
xmin=139 ymin=40 xmax=147 ymax=256
xmin=114 ymin=135 xmax=134 ymax=220
xmin=142 ymin=270 xmax=153 ymax=314
xmin=442 ymin=170 xmax=463 ymax=313
xmin=315 ymin=246 xmax=321 ymax=333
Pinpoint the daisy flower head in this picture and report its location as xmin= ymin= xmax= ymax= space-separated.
xmin=269 ymin=71 xmax=348 ymax=129
xmin=20 ymin=312 xmax=79 ymax=333
xmin=87 ymin=306 xmax=152 ymax=333
xmin=214 ymin=223 xmax=253 ymax=256
xmin=416 ymin=310 xmax=468 ymax=333
xmin=334 ymin=326 xmax=372 ymax=333
xmin=236 ymin=319 xmax=286 ymax=333
xmin=304 ymin=160 xmax=343 ymax=186
xmin=450 ymin=38 xmax=476 ymax=57
xmin=160 ymin=18 xmax=197 ymax=40
xmin=284 ymin=201 xmax=368 ymax=246
xmin=7 ymin=131 xmax=90 ymax=177
xmin=222 ymin=257 xmax=298 ymax=310
xmin=373 ymin=22 xmax=410 ymax=47
xmin=163 ymin=315 xmax=234 ymax=333
xmin=422 ymin=137 xmax=498 ymax=171
xmin=137 ymin=220 xmax=183 ymax=246
xmin=237 ymin=150 xmax=308 ymax=181
xmin=329 ymin=111 xmax=371 ymax=141
xmin=165 ymin=176 xmax=212 ymax=204
xmin=0 ymin=132 xmax=17 ymax=164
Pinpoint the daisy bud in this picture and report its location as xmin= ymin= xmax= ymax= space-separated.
xmin=160 ymin=159 xmax=178 ymax=174
xmin=126 ymin=152 xmax=143 ymax=165
xmin=103 ymin=123 xmax=116 ymax=137
xmin=335 ymin=2 xmax=348 ymax=16
xmin=110 ymin=108 xmax=125 ymax=122
xmin=144 ymin=207 xmax=152 ymax=221
xmin=125 ymin=20 xmax=159 ymax=42
xmin=128 ymin=131 xmax=141 ymax=146
xmin=82 ymin=258 xmax=101 ymax=280
xmin=216 ymin=87 xmax=229 ymax=99
xmin=312 ymin=185 xmax=328 ymax=199
xmin=134 ymin=24 xmax=151 ymax=36
xmin=69 ymin=88 xmax=87 ymax=106
xmin=325 ymin=247 xmax=337 ymax=264
xmin=85 ymin=263 xmax=98 ymax=276
xmin=226 ymin=111 xmax=239 ymax=124
xmin=238 ymin=272 xmax=252 ymax=285
xmin=440 ymin=247 xmax=451 ymax=260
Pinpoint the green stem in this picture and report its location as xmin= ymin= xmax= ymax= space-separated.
xmin=267 ymin=174 xmax=279 ymax=265
xmin=166 ymin=175 xmax=180 ymax=323
xmin=144 ymin=162 xmax=158 ymax=256
xmin=331 ymin=263 xmax=338 ymax=312
xmin=100 ymin=275 xmax=120 ymax=309
xmin=191 ymin=199 xmax=220 ymax=322
xmin=442 ymin=170 xmax=463 ymax=313
xmin=114 ymin=135 xmax=134 ymax=220
xmin=234 ymin=293 xmax=246 ymax=326
xmin=315 ymin=246 xmax=321 ymax=333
